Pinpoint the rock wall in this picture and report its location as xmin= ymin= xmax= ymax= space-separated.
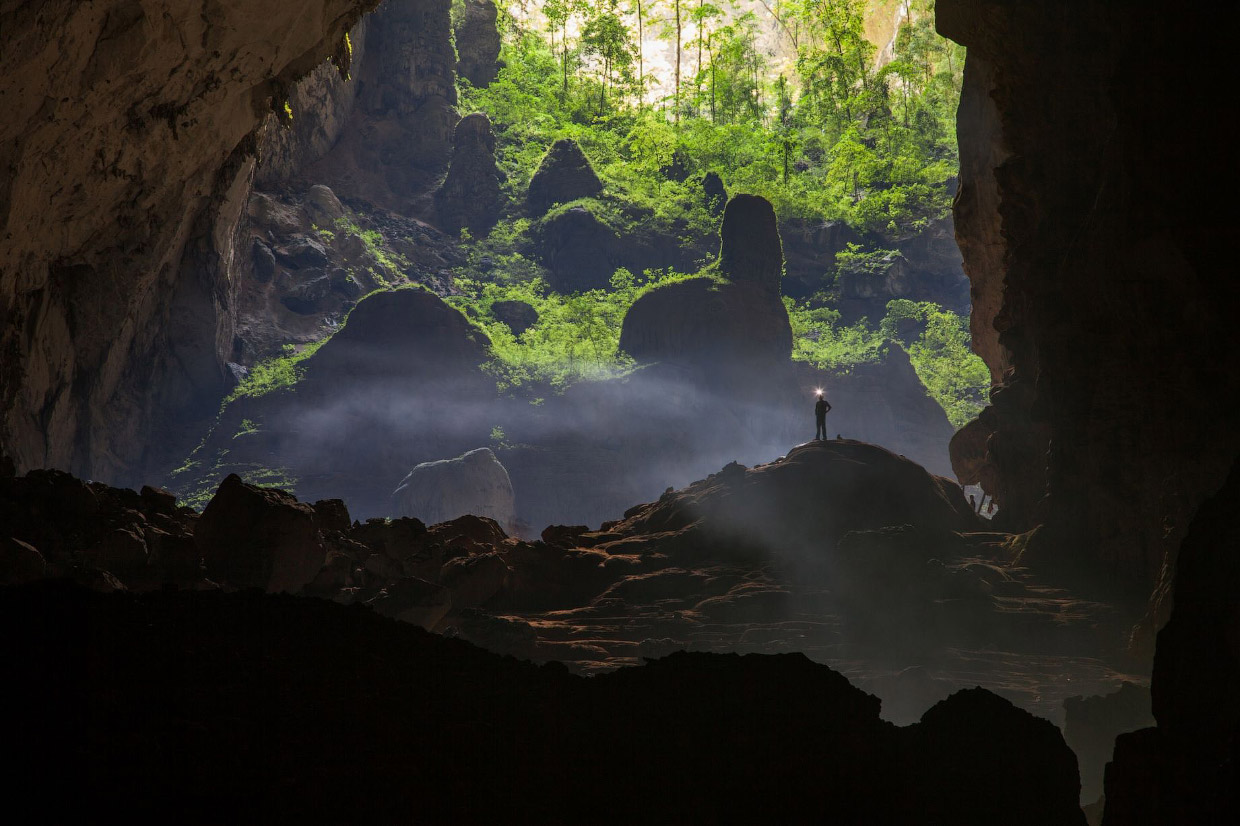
xmin=0 ymin=0 xmax=381 ymax=485
xmin=301 ymin=0 xmax=459 ymax=214
xmin=938 ymin=1 xmax=1240 ymax=613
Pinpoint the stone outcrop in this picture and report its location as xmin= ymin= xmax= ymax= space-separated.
xmin=939 ymin=1 xmax=1240 ymax=617
xmin=196 ymin=473 xmax=326 ymax=593
xmin=1103 ymin=458 xmax=1240 ymax=825
xmin=620 ymin=195 xmax=791 ymax=376
xmin=170 ymin=287 xmax=496 ymax=514
xmin=435 ymin=112 xmax=503 ymax=234
xmin=490 ymin=299 xmax=538 ymax=335
xmin=0 ymin=0 xmax=380 ymax=487
xmin=536 ymin=206 xmax=620 ymax=293
xmin=454 ymin=0 xmax=501 ymax=87
xmin=526 ymin=138 xmax=603 ymax=216
xmin=702 ymin=171 xmax=727 ymax=215
xmin=300 ymin=0 xmax=459 ymax=213
xmin=718 ymin=194 xmax=784 ymax=293
xmin=801 ymin=345 xmax=956 ymax=478
xmin=392 ymin=447 xmax=516 ymax=532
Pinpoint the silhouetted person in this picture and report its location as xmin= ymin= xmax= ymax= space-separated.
xmin=814 ymin=391 xmax=831 ymax=440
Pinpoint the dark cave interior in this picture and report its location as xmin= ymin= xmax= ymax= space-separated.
xmin=1 ymin=0 xmax=1237 ymax=823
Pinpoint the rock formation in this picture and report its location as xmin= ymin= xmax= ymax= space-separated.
xmin=536 ymin=206 xmax=621 ymax=292
xmin=526 ymin=138 xmax=603 ymax=216
xmin=718 ymin=194 xmax=784 ymax=293
xmin=801 ymin=345 xmax=956 ymax=478
xmin=939 ymin=0 xmax=1240 ymax=618
xmin=197 ymin=473 xmax=326 ymax=593
xmin=173 ymin=287 xmax=496 ymax=513
xmin=0 ymin=0 xmax=380 ymax=487
xmin=1103 ymin=458 xmax=1240 ymax=824
xmin=435 ymin=112 xmax=503 ymax=234
xmin=702 ymin=171 xmax=727 ymax=215
xmin=490 ymin=299 xmax=538 ymax=334
xmin=300 ymin=0 xmax=460 ymax=213
xmin=3 ymin=580 xmax=1088 ymax=824
xmin=620 ymin=194 xmax=792 ymax=376
xmin=454 ymin=0 xmax=502 ymax=87
xmin=1063 ymin=682 xmax=1154 ymax=806
xmin=392 ymin=447 xmax=516 ymax=531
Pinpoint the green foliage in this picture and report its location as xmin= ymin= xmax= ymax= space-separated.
xmin=446 ymin=267 xmax=699 ymax=392
xmin=784 ymin=297 xmax=886 ymax=371
xmin=468 ymin=0 xmax=963 ymax=236
xmin=225 ymin=339 xmax=328 ymax=405
xmin=881 ymin=299 xmax=991 ymax=427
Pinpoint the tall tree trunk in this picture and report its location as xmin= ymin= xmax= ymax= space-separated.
xmin=675 ymin=0 xmax=682 ymax=124
xmin=637 ymin=0 xmax=644 ymax=106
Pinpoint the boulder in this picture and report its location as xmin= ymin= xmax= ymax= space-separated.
xmin=274 ymin=236 xmax=329 ymax=269
xmin=902 ymin=688 xmax=1088 ymax=825
xmin=311 ymin=498 xmax=353 ymax=534
xmin=0 ymin=538 xmax=47 ymax=585
xmin=393 ymin=448 xmax=516 ymax=532
xmin=718 ymin=194 xmax=783 ymax=294
xmin=366 ymin=576 xmax=453 ymax=630
xmin=248 ymin=190 xmax=305 ymax=234
xmin=618 ymin=276 xmax=792 ymax=372
xmin=439 ymin=552 xmax=510 ymax=608
xmin=435 ymin=112 xmax=502 ymax=234
xmin=251 ymin=240 xmax=278 ymax=283
xmin=305 ymin=184 xmax=346 ymax=223
xmin=536 ymin=206 xmax=618 ymax=293
xmin=280 ymin=273 xmax=332 ymax=314
xmin=527 ymin=139 xmax=602 ymax=216
xmin=454 ymin=0 xmax=501 ymax=87
xmin=702 ymin=171 xmax=727 ymax=216
xmin=491 ymin=299 xmax=538 ymax=335
xmin=195 ymin=474 xmax=326 ymax=593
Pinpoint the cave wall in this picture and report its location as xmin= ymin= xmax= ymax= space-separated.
xmin=0 ymin=1 xmax=381 ymax=486
xmin=939 ymin=1 xmax=1240 ymax=615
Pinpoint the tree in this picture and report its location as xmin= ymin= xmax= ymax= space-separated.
xmin=582 ymin=0 xmax=636 ymax=112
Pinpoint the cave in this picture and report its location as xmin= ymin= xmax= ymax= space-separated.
xmin=1 ymin=1 xmax=1236 ymax=823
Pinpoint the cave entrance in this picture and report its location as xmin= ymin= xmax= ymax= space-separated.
xmin=184 ymin=0 xmax=987 ymax=533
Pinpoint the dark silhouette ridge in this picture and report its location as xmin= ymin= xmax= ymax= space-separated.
xmin=2 ymin=581 xmax=1085 ymax=825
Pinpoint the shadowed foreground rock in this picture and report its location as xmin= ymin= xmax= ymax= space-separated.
xmin=2 ymin=581 xmax=1085 ymax=824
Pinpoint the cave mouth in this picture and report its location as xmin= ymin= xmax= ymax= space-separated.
xmin=15 ymin=0 xmax=1238 ymax=821
xmin=160 ymin=0 xmax=987 ymax=537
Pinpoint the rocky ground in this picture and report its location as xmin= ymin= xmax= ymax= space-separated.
xmin=2 ymin=435 xmax=1148 ymax=815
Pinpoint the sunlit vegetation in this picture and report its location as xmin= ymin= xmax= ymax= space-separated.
xmin=446 ymin=267 xmax=707 ymax=391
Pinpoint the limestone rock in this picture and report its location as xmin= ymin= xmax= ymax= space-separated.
xmin=196 ymin=474 xmax=326 ymax=593
xmin=392 ymin=448 xmax=516 ymax=532
xmin=536 ymin=207 xmax=619 ymax=293
xmin=454 ymin=0 xmax=502 ymax=87
xmin=718 ymin=194 xmax=783 ymax=294
xmin=367 ymin=576 xmax=453 ymax=629
xmin=0 ymin=0 xmax=380 ymax=485
xmin=1063 ymin=682 xmax=1153 ymax=806
xmin=702 ymin=171 xmax=727 ymax=215
xmin=305 ymin=184 xmax=346 ymax=223
xmin=490 ymin=300 xmax=538 ymax=335
xmin=527 ymin=139 xmax=602 ymax=216
xmin=439 ymin=552 xmax=511 ymax=608
xmin=435 ymin=113 xmax=502 ymax=234
xmin=618 ymin=276 xmax=793 ymax=374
